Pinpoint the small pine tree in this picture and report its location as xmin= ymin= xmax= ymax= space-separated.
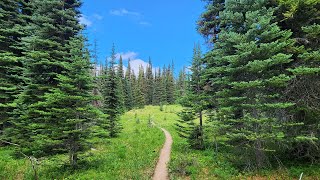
xmin=124 ymin=59 xmax=134 ymax=110
xmin=134 ymin=65 xmax=145 ymax=108
xmin=145 ymin=58 xmax=154 ymax=105
xmin=177 ymin=44 xmax=206 ymax=150
xmin=101 ymin=44 xmax=122 ymax=137
xmin=165 ymin=64 xmax=175 ymax=104
xmin=116 ymin=55 xmax=125 ymax=113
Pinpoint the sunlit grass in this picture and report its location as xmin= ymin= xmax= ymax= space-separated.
xmin=1 ymin=105 xmax=319 ymax=179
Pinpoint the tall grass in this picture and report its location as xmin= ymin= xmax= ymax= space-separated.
xmin=1 ymin=105 xmax=319 ymax=179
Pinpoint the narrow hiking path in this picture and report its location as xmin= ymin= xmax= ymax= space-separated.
xmin=153 ymin=128 xmax=173 ymax=180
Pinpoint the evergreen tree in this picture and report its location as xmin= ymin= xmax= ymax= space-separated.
xmin=160 ymin=66 xmax=168 ymax=104
xmin=279 ymin=0 xmax=320 ymax=162
xmin=201 ymin=0 xmax=297 ymax=168
xmin=145 ymin=57 xmax=154 ymax=105
xmin=41 ymin=36 xmax=101 ymax=167
xmin=124 ymin=59 xmax=134 ymax=110
xmin=9 ymin=0 xmax=82 ymax=157
xmin=101 ymin=44 xmax=122 ymax=137
xmin=197 ymin=0 xmax=225 ymax=43
xmin=92 ymin=39 xmax=101 ymax=107
xmin=0 ymin=0 xmax=30 ymax=136
xmin=176 ymin=66 xmax=187 ymax=98
xmin=116 ymin=55 xmax=125 ymax=113
xmin=134 ymin=65 xmax=145 ymax=108
xmin=152 ymin=68 xmax=161 ymax=105
xmin=165 ymin=64 xmax=175 ymax=104
xmin=177 ymin=44 xmax=206 ymax=150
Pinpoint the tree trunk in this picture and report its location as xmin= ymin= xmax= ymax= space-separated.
xmin=255 ymin=139 xmax=264 ymax=169
xmin=70 ymin=149 xmax=77 ymax=168
xmin=199 ymin=111 xmax=204 ymax=149
xmin=199 ymin=111 xmax=203 ymax=127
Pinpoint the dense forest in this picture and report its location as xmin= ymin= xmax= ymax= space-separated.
xmin=0 ymin=0 xmax=319 ymax=179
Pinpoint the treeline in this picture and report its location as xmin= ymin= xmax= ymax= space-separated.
xmin=178 ymin=0 xmax=320 ymax=170
xmin=93 ymin=49 xmax=185 ymax=111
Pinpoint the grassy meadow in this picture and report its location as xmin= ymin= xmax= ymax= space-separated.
xmin=1 ymin=105 xmax=319 ymax=179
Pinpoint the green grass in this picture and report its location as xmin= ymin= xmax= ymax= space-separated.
xmin=1 ymin=105 xmax=319 ymax=179
xmin=0 ymin=106 xmax=165 ymax=180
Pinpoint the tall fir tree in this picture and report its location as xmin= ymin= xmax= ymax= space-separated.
xmin=145 ymin=57 xmax=154 ymax=105
xmin=200 ymin=0 xmax=298 ymax=168
xmin=134 ymin=65 xmax=145 ymax=108
xmin=176 ymin=66 xmax=187 ymax=98
xmin=278 ymin=0 xmax=320 ymax=162
xmin=160 ymin=66 xmax=168 ymax=104
xmin=124 ymin=59 xmax=134 ymax=110
xmin=101 ymin=44 xmax=122 ymax=137
xmin=177 ymin=44 xmax=207 ymax=150
xmin=165 ymin=64 xmax=175 ymax=104
xmin=41 ymin=36 xmax=101 ymax=167
xmin=116 ymin=55 xmax=125 ymax=113
xmin=152 ymin=68 xmax=161 ymax=105
xmin=9 ymin=0 xmax=83 ymax=157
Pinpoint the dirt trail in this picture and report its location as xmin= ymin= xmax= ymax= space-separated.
xmin=152 ymin=128 xmax=173 ymax=180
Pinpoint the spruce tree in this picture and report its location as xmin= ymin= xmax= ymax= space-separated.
xmin=160 ymin=66 xmax=168 ymax=104
xmin=102 ymin=44 xmax=122 ymax=137
xmin=197 ymin=0 xmax=225 ymax=43
xmin=152 ymin=68 xmax=161 ymax=105
xmin=145 ymin=58 xmax=154 ymax=105
xmin=279 ymin=0 xmax=320 ymax=161
xmin=134 ymin=65 xmax=145 ymax=108
xmin=176 ymin=66 xmax=187 ymax=98
xmin=177 ymin=44 xmax=206 ymax=150
xmin=116 ymin=55 xmax=125 ymax=113
xmin=9 ymin=0 xmax=83 ymax=157
xmin=42 ymin=36 xmax=101 ymax=167
xmin=201 ymin=0 xmax=297 ymax=168
xmin=124 ymin=59 xmax=134 ymax=110
xmin=165 ymin=64 xmax=175 ymax=104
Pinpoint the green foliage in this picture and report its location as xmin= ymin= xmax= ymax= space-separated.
xmin=101 ymin=44 xmax=123 ymax=138
xmin=145 ymin=58 xmax=154 ymax=105
xmin=0 ymin=106 xmax=165 ymax=179
xmin=177 ymin=44 xmax=206 ymax=150
xmin=124 ymin=59 xmax=134 ymax=110
xmin=41 ymin=36 xmax=102 ymax=167
xmin=197 ymin=0 xmax=312 ymax=169
xmin=134 ymin=66 xmax=146 ymax=108
xmin=1 ymin=105 xmax=319 ymax=179
xmin=0 ymin=0 xmax=29 ymax=136
xmin=7 ymin=0 xmax=83 ymax=159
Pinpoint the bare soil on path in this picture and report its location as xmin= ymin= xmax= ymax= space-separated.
xmin=152 ymin=128 xmax=173 ymax=180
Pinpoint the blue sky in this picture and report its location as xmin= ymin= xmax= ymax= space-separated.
xmin=80 ymin=0 xmax=206 ymax=75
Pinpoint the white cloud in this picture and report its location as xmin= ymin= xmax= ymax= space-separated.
xmin=93 ymin=14 xmax=103 ymax=20
xmin=79 ymin=15 xmax=92 ymax=27
xmin=115 ymin=51 xmax=138 ymax=60
xmin=129 ymin=59 xmax=158 ymax=76
xmin=139 ymin=21 xmax=151 ymax=26
xmin=105 ymin=51 xmax=158 ymax=76
xmin=130 ymin=59 xmax=149 ymax=75
xmin=109 ymin=8 xmax=140 ymax=16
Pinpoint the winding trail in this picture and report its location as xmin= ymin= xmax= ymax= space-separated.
xmin=152 ymin=128 xmax=173 ymax=180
